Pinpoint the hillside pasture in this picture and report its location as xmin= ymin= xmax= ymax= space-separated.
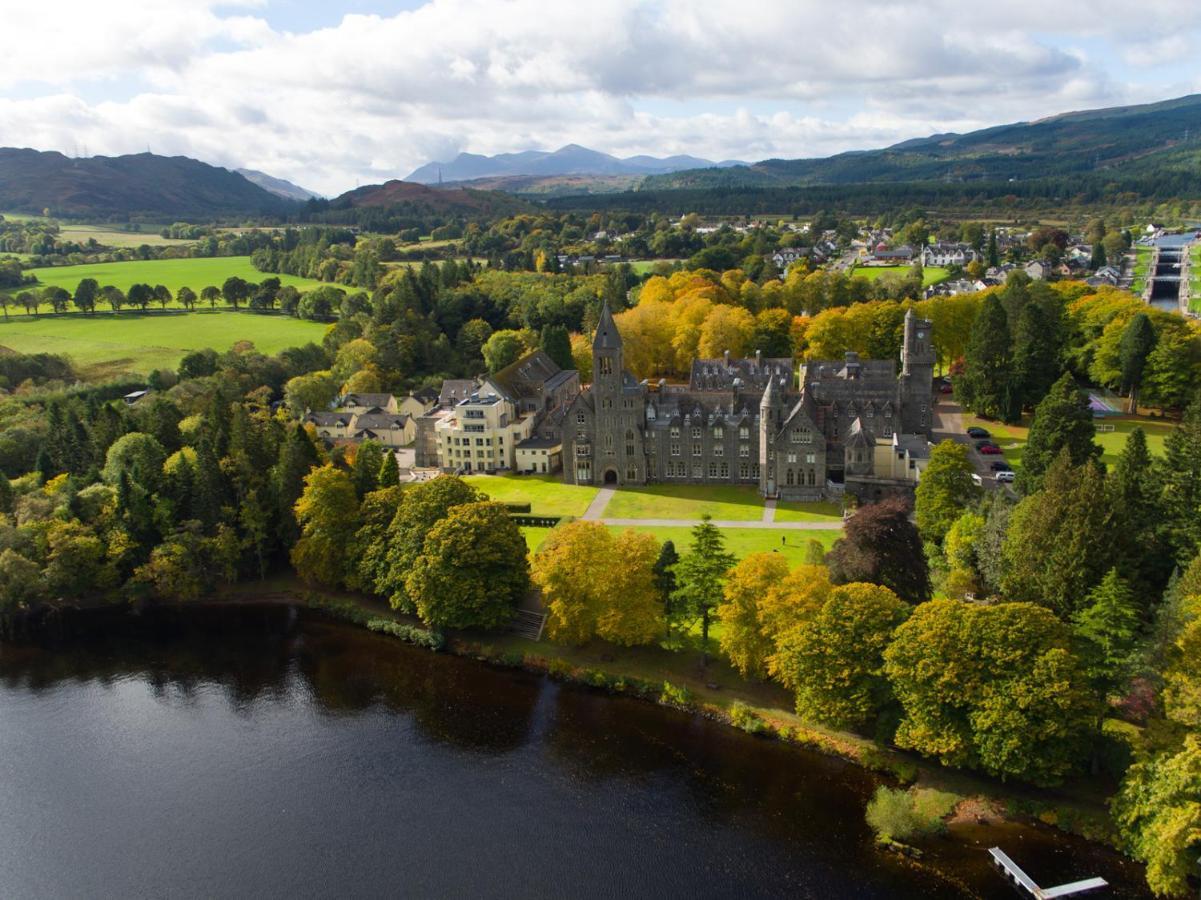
xmin=23 ymin=256 xmax=332 ymax=301
xmin=0 ymin=310 xmax=326 ymax=377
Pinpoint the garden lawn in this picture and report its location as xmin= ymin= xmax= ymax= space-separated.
xmin=464 ymin=473 xmax=599 ymax=518
xmin=604 ymin=524 xmax=840 ymax=566
xmin=1131 ymin=245 xmax=1152 ymax=294
xmin=964 ymin=413 xmax=1174 ymax=471
xmin=521 ymin=527 xmax=554 ymax=553
xmin=851 ymin=265 xmax=950 ymax=287
xmin=600 ymin=483 xmax=765 ymax=521
xmin=773 ymin=500 xmax=844 ymax=523
xmin=25 ymin=256 xmax=332 ymax=300
xmin=0 ymin=310 xmax=327 ymax=377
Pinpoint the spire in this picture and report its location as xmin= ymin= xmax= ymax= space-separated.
xmin=760 ymin=373 xmax=780 ymax=409
xmin=593 ymin=299 xmax=621 ymax=352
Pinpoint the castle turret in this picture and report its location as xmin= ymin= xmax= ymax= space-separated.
xmin=844 ymin=417 xmax=875 ymax=477
xmin=759 ymin=375 xmax=783 ymax=497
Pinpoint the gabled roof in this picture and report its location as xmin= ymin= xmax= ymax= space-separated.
xmin=305 ymin=411 xmax=353 ymax=427
xmin=341 ymin=392 xmax=394 ymax=408
xmin=353 ymin=412 xmax=409 ymax=430
xmin=488 ymin=349 xmax=566 ymax=403
xmin=439 ymin=379 xmax=478 ymax=406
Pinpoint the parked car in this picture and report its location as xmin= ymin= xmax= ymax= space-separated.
xmin=966 ymin=426 xmax=991 ymax=439
xmin=996 ymin=470 xmax=1016 ymax=483
xmin=979 ymin=445 xmax=1003 ymax=455
xmin=971 ymin=473 xmax=983 ymax=487
xmin=975 ymin=439 xmax=997 ymax=449
xmin=990 ymin=460 xmax=1012 ymax=472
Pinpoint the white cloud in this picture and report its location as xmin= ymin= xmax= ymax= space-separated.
xmin=1 ymin=0 xmax=1199 ymax=195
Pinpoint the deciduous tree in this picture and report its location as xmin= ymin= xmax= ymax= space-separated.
xmin=828 ymin=497 xmax=930 ymax=603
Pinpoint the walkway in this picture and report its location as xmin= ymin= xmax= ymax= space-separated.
xmin=594 ymin=517 xmax=843 ymax=530
xmin=581 ymin=487 xmax=615 ymax=521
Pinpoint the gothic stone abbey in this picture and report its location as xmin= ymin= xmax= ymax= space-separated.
xmin=562 ymin=302 xmax=936 ymax=501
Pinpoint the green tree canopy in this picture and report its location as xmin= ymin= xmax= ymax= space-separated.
xmin=914 ymin=440 xmax=980 ymax=545
xmin=1016 ymin=372 xmax=1100 ymax=494
xmin=828 ymin=497 xmax=930 ymax=603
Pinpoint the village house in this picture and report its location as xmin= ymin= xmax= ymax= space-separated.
xmin=872 ymin=243 xmax=916 ymax=263
xmin=920 ymin=242 xmax=978 ymax=268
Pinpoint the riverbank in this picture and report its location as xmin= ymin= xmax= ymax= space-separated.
xmin=215 ymin=575 xmax=1128 ymax=856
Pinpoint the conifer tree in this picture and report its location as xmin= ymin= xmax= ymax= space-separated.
xmin=1118 ymin=313 xmax=1156 ymax=413
xmin=671 ymin=516 xmax=736 ymax=653
xmin=351 ymin=440 xmax=384 ymax=499
xmin=1011 ymin=300 xmax=1061 ymax=410
xmin=1016 ymin=372 xmax=1100 ymax=494
xmin=958 ymin=294 xmax=1015 ymax=421
xmin=540 ymin=324 xmax=573 ymax=371
xmin=1157 ymin=392 xmax=1201 ymax=564
xmin=0 ymin=472 xmax=13 ymax=515
xmin=377 ymin=450 xmax=400 ymax=487
xmin=273 ymin=424 xmax=320 ymax=547
xmin=1072 ymin=567 xmax=1140 ymax=696
xmin=1110 ymin=427 xmax=1170 ymax=591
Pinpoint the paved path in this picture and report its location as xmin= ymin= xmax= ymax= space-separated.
xmin=762 ymin=498 xmax=777 ymax=524
xmin=594 ymin=517 xmax=843 ymax=530
xmin=581 ymin=487 xmax=615 ymax=521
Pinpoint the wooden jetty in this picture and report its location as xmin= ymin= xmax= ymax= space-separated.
xmin=989 ymin=847 xmax=1108 ymax=899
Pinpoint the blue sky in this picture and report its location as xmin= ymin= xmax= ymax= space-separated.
xmin=3 ymin=0 xmax=1200 ymax=195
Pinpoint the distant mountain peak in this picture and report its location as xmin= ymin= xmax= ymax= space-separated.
xmin=404 ymin=145 xmax=745 ymax=185
xmin=235 ymin=168 xmax=320 ymax=201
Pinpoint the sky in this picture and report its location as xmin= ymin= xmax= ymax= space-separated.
xmin=3 ymin=0 xmax=1201 ymax=197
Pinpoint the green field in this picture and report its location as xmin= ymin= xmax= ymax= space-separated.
xmin=601 ymin=483 xmax=767 ymax=520
xmin=56 ymin=224 xmax=195 ymax=248
xmin=964 ymin=414 xmax=1174 ymax=471
xmin=605 ymin=524 xmax=839 ymax=565
xmin=465 ymin=474 xmax=599 ymax=518
xmin=1191 ymin=244 xmax=1201 ymax=313
xmin=1131 ymin=245 xmax=1153 ymax=294
xmin=773 ymin=499 xmax=844 ymax=523
xmin=851 ymin=265 xmax=950 ymax=287
xmin=23 ymin=256 xmax=332 ymax=298
xmin=0 ymin=310 xmax=327 ymax=376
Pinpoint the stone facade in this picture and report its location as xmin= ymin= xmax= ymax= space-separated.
xmin=563 ymin=301 xmax=934 ymax=500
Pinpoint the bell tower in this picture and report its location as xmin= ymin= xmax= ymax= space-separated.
xmin=900 ymin=308 xmax=935 ymax=436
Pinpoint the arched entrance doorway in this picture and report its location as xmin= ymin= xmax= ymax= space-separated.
xmin=603 ymin=469 xmax=618 ymax=485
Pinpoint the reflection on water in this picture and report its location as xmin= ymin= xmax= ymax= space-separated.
xmin=0 ymin=605 xmax=1150 ymax=899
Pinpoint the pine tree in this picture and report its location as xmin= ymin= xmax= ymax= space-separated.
xmin=1072 ymin=567 xmax=1140 ymax=696
xmin=671 ymin=516 xmax=736 ymax=655
xmin=273 ymin=424 xmax=320 ymax=547
xmin=351 ymin=440 xmax=384 ymax=498
xmin=1110 ymin=427 xmax=1170 ymax=592
xmin=0 ymin=473 xmax=13 ymax=515
xmin=958 ymin=294 xmax=1015 ymax=421
xmin=1016 ymin=372 xmax=1100 ymax=494
xmin=1157 ymin=392 xmax=1201 ymax=564
xmin=540 ymin=324 xmax=573 ymax=371
xmin=1118 ymin=313 xmax=1157 ymax=414
xmin=653 ymin=539 xmax=679 ymax=633
xmin=1011 ymin=300 xmax=1061 ymax=410
xmin=192 ymin=438 xmax=226 ymax=531
xmin=35 ymin=447 xmax=54 ymax=484
xmin=987 ymin=229 xmax=999 ymax=269
xmin=377 ymin=450 xmax=400 ymax=487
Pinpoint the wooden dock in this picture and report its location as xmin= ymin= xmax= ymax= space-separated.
xmin=989 ymin=847 xmax=1108 ymax=899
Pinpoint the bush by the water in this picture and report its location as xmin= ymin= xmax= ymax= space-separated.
xmin=865 ymin=786 xmax=956 ymax=842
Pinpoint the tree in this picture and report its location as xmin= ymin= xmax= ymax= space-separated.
xmin=598 ymin=530 xmax=665 ymax=645
xmin=1112 ymin=734 xmax=1201 ymax=898
xmin=671 ymin=516 xmax=736 ymax=653
xmin=153 ymin=284 xmax=171 ymax=309
xmin=128 ymin=283 xmax=152 ymax=311
xmin=1110 ymin=427 xmax=1170 ymax=590
xmin=986 ymin=229 xmax=999 ymax=269
xmin=284 ymin=370 xmax=339 ymax=416
xmin=1118 ymin=313 xmax=1156 ymax=413
xmin=914 ymin=440 xmax=980 ymax=545
xmin=290 ymin=464 xmax=360 ymax=587
xmin=41 ymin=285 xmax=70 ymax=314
xmin=1011 ymin=298 xmax=1062 ymax=410
xmin=943 ymin=510 xmax=986 ymax=598
xmin=102 ymin=432 xmax=166 ymax=492
xmin=0 ymin=549 xmax=45 ymax=613
xmin=827 ymin=497 xmax=930 ymax=603
xmin=74 ymin=278 xmax=99 ymax=314
xmin=405 ymin=501 xmax=529 ymax=630
xmin=1158 ymin=393 xmax=1201 ymax=564
xmin=380 ymin=476 xmax=482 ymax=611
xmin=653 ymin=539 xmax=679 ymax=631
xmin=1016 ymin=372 xmax=1100 ymax=494
xmin=273 ymin=423 xmax=320 ymax=546
xmin=222 ymin=276 xmax=251 ymax=309
xmin=101 ymin=285 xmax=125 ymax=312
xmin=1002 ymin=454 xmax=1116 ymax=618
xmin=1072 ymin=568 xmax=1140 ymax=696
xmin=717 ymin=553 xmax=792 ymax=678
xmin=540 ymin=324 xmax=573 ymax=370
xmin=377 ymin=450 xmax=400 ymax=487
xmin=176 ymin=286 xmax=197 ymax=311
xmin=773 ymin=583 xmax=909 ymax=729
xmin=200 ymin=285 xmax=220 ymax=309
xmin=351 ymin=439 xmax=384 ymax=498
xmin=958 ymin=295 xmax=1016 ymax=421
xmin=482 ymin=329 xmax=527 ymax=373
xmin=884 ymin=599 xmax=1096 ymax=785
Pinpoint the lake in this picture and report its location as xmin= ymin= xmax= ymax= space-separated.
xmin=0 ymin=605 xmax=1151 ymax=898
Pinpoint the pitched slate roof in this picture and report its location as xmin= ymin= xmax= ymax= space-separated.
xmin=439 ymin=379 xmax=477 ymax=407
xmin=593 ymin=299 xmax=622 ymax=351
xmin=488 ymin=349 xmax=564 ymax=403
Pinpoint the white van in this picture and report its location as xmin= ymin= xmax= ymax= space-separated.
xmin=996 ymin=470 xmax=1015 ymax=484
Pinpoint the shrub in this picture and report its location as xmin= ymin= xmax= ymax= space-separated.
xmin=728 ymin=700 xmax=767 ymax=734
xmin=546 ymin=657 xmax=575 ymax=680
xmin=364 ymin=617 xmax=445 ymax=650
xmin=659 ymin=680 xmax=694 ymax=708
xmin=864 ymin=786 xmax=951 ymax=843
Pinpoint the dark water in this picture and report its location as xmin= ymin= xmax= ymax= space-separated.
xmin=0 ymin=605 xmax=1150 ymax=899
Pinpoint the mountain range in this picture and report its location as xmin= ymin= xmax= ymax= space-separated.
xmin=235 ymin=168 xmax=320 ymax=201
xmin=404 ymin=144 xmax=743 ymax=184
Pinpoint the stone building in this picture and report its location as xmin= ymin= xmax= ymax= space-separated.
xmin=562 ymin=301 xmax=934 ymax=501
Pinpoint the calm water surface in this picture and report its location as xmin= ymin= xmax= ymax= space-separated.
xmin=0 ymin=605 xmax=1151 ymax=899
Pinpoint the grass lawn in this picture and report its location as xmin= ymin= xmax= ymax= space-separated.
xmin=0 ymin=310 xmax=327 ymax=377
xmin=1131 ymin=245 xmax=1152 ymax=294
xmin=464 ymin=473 xmax=599 ymax=518
xmin=773 ymin=500 xmax=844 ymax=523
xmin=963 ymin=413 xmax=1174 ymax=471
xmin=630 ymin=259 xmax=679 ymax=274
xmin=851 ymin=265 xmax=950 ymax=287
xmin=521 ymin=527 xmax=554 ymax=552
xmin=56 ymin=223 xmax=194 ymax=248
xmin=604 ymin=524 xmax=840 ymax=566
xmin=601 ymin=483 xmax=765 ymax=521
xmin=24 ymin=256 xmax=332 ymax=300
